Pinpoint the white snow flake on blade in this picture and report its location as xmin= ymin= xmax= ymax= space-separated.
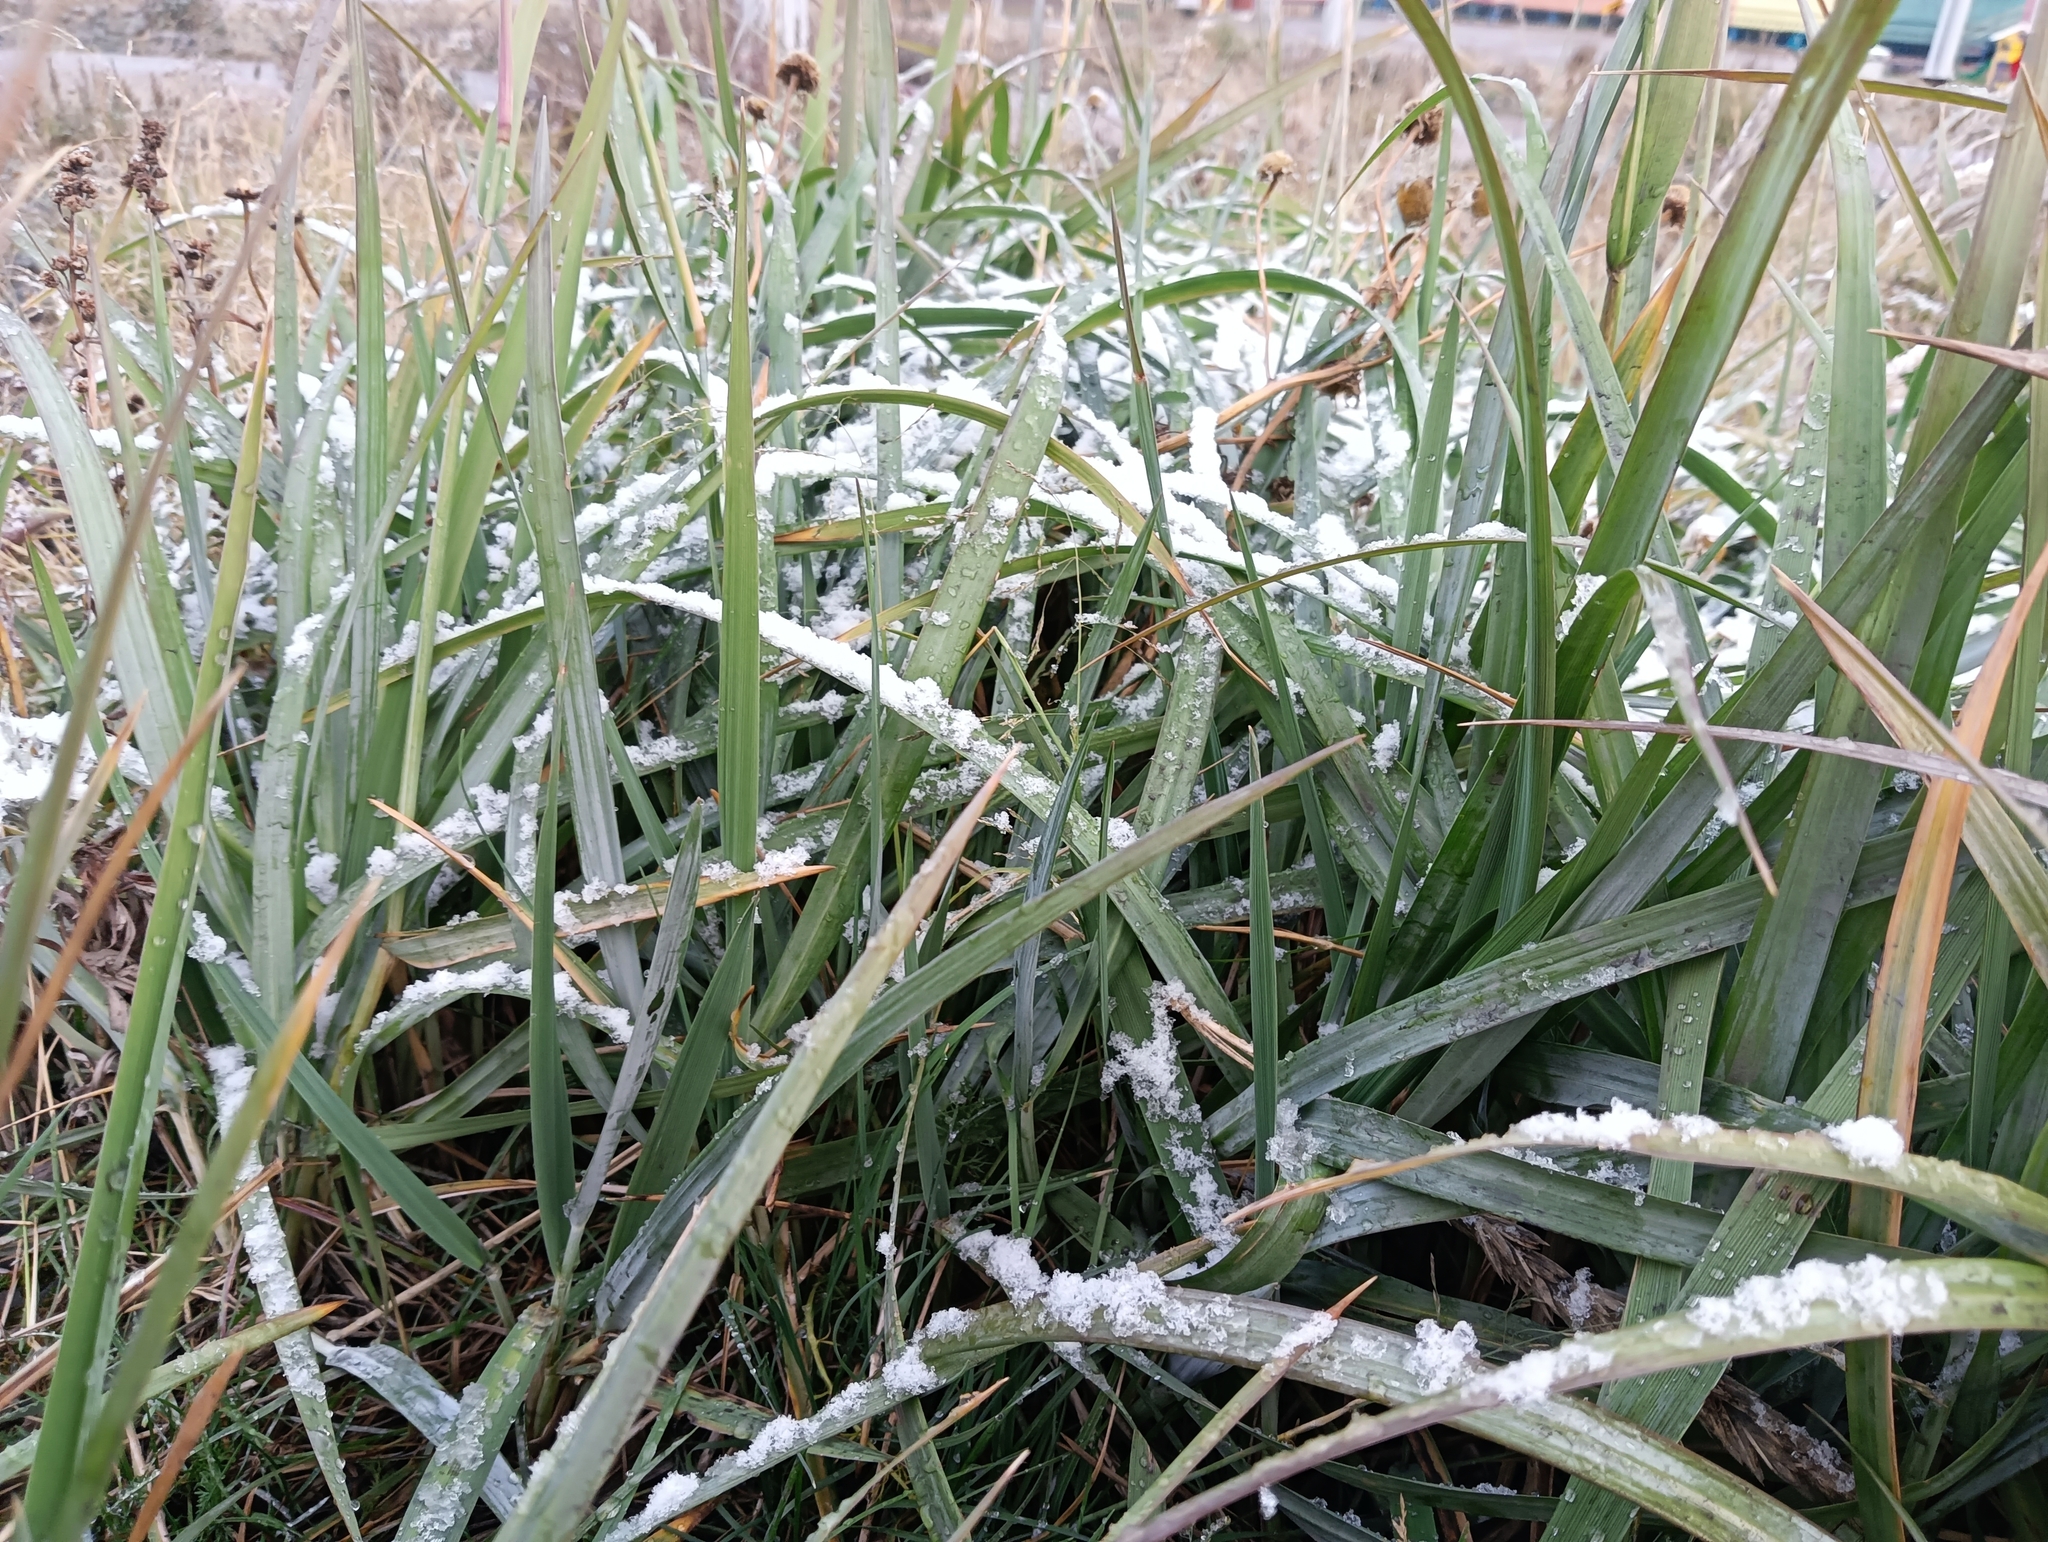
xmin=1407 ymin=1319 xmax=1479 ymax=1392
xmin=1687 ymin=1256 xmax=1949 ymax=1340
xmin=605 ymin=1337 xmax=949 ymax=1542
xmin=1473 ymin=1336 xmax=1616 ymax=1406
xmin=952 ymin=1228 xmax=1230 ymax=1339
xmin=206 ymin=1046 xmax=358 ymax=1522
xmin=1509 ymin=1100 xmax=1721 ymax=1149
xmin=1099 ymin=984 xmax=1236 ymax=1241
xmin=1824 ymin=1116 xmax=1907 ymax=1170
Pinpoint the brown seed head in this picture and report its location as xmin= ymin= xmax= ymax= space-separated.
xmin=54 ymin=146 xmax=98 ymax=218
xmin=139 ymin=117 xmax=168 ymax=154
xmin=776 ymin=51 xmax=821 ymax=95
xmin=743 ymin=94 xmax=770 ymax=122
xmin=1265 ymin=475 xmax=1296 ymax=504
xmin=1406 ymin=103 xmax=1444 ymax=146
xmin=1469 ymin=182 xmax=1491 ymax=220
xmin=1256 ymin=150 xmax=1294 ymax=186
xmin=1396 ymin=178 xmax=1434 ymax=226
xmin=1662 ymin=185 xmax=1690 ymax=229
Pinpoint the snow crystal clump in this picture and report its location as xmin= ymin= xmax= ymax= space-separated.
xmin=1509 ymin=1100 xmax=1720 ymax=1150
xmin=1271 ymin=1312 xmax=1338 ymax=1358
xmin=881 ymin=1343 xmax=941 ymax=1397
xmin=756 ymin=845 xmax=815 ymax=882
xmin=1824 ymin=1116 xmax=1906 ymax=1170
xmin=0 ymin=710 xmax=97 ymax=808
xmin=1370 ymin=721 xmax=1403 ymax=772
xmin=1561 ymin=1267 xmax=1598 ymax=1330
xmin=1265 ymin=1099 xmax=1328 ymax=1184
xmin=1473 ymin=1335 xmax=1616 ymax=1405
xmin=953 ymin=1229 xmax=1229 ymax=1340
xmin=623 ymin=1473 xmax=701 ymax=1538
xmin=303 ymin=846 xmax=341 ymax=906
xmin=187 ymin=910 xmax=230 ymax=964
xmin=1407 ymin=1319 xmax=1479 ymax=1392
xmin=921 ymin=1307 xmax=976 ymax=1340
xmin=1687 ymin=1256 xmax=1948 ymax=1340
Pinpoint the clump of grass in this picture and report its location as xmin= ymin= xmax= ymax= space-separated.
xmin=2 ymin=1 xmax=2048 ymax=1540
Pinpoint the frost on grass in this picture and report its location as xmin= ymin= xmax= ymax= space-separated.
xmin=1270 ymin=1311 xmax=1338 ymax=1359
xmin=1470 ymin=1334 xmax=1615 ymax=1406
xmin=303 ymin=845 xmax=341 ymax=906
xmin=1686 ymin=1257 xmax=1949 ymax=1340
xmin=1266 ymin=1099 xmax=1328 ymax=1184
xmin=207 ymin=1047 xmax=357 ymax=1519
xmin=1407 ymin=1319 xmax=1480 ymax=1393
xmin=950 ymin=1228 xmax=1232 ymax=1341
xmin=1100 ymin=983 xmax=1236 ymax=1241
xmin=188 ymin=910 xmax=259 ymax=995
xmin=367 ymin=963 xmax=631 ymax=1045
xmin=1824 ymin=1116 xmax=1907 ymax=1170
xmin=1370 ymin=720 xmax=1403 ymax=771
xmin=1508 ymin=1100 xmax=1722 ymax=1150
xmin=606 ymin=1340 xmax=944 ymax=1542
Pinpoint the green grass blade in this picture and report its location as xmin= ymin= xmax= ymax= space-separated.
xmin=498 ymin=762 xmax=1013 ymax=1541
xmin=528 ymin=763 xmax=573 ymax=1274
xmin=391 ymin=1306 xmax=554 ymax=1542
xmin=55 ymin=889 xmax=369 ymax=1542
xmin=520 ymin=103 xmax=643 ymax=1021
xmin=1584 ymin=0 xmax=1916 ymax=578
xmin=316 ymin=1337 xmax=525 ymax=1521
xmin=25 ymin=346 xmax=270 ymax=1534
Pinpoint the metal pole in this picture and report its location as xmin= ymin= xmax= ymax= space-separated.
xmin=1924 ymin=0 xmax=1973 ymax=81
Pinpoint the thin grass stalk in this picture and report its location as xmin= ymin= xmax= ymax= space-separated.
xmin=528 ymin=755 xmax=573 ymax=1276
xmin=1384 ymin=0 xmax=1552 ymax=913
xmin=498 ymin=757 xmax=1015 ymax=1540
xmin=22 ymin=331 xmax=272 ymax=1532
xmin=344 ymin=0 xmax=389 ymax=822
xmin=708 ymin=0 xmax=761 ymax=886
xmin=54 ymin=887 xmax=379 ymax=1542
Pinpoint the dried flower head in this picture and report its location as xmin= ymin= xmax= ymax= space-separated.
xmin=1265 ymin=474 xmax=1296 ymax=505
xmin=1406 ymin=103 xmax=1444 ymax=146
xmin=1396 ymin=178 xmax=1434 ymax=226
xmin=121 ymin=123 xmax=172 ymax=216
xmin=1256 ymin=151 xmax=1293 ymax=186
xmin=743 ymin=94 xmax=770 ymax=122
xmin=54 ymin=147 xmax=98 ymax=219
xmin=1662 ymin=185 xmax=1691 ymax=229
xmin=1469 ymin=183 xmax=1491 ymax=220
xmin=225 ymin=185 xmax=264 ymax=206
xmin=777 ymin=51 xmax=821 ymax=95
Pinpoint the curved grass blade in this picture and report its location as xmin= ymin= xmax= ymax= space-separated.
xmin=1584 ymin=0 xmax=1919 ymax=577
xmin=391 ymin=1305 xmax=554 ymax=1542
xmin=1115 ymin=1256 xmax=2048 ymax=1542
xmin=0 ymin=1307 xmax=337 ymax=1487
xmin=51 ymin=886 xmax=377 ymax=1542
xmin=499 ymin=757 xmax=1017 ymax=1541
